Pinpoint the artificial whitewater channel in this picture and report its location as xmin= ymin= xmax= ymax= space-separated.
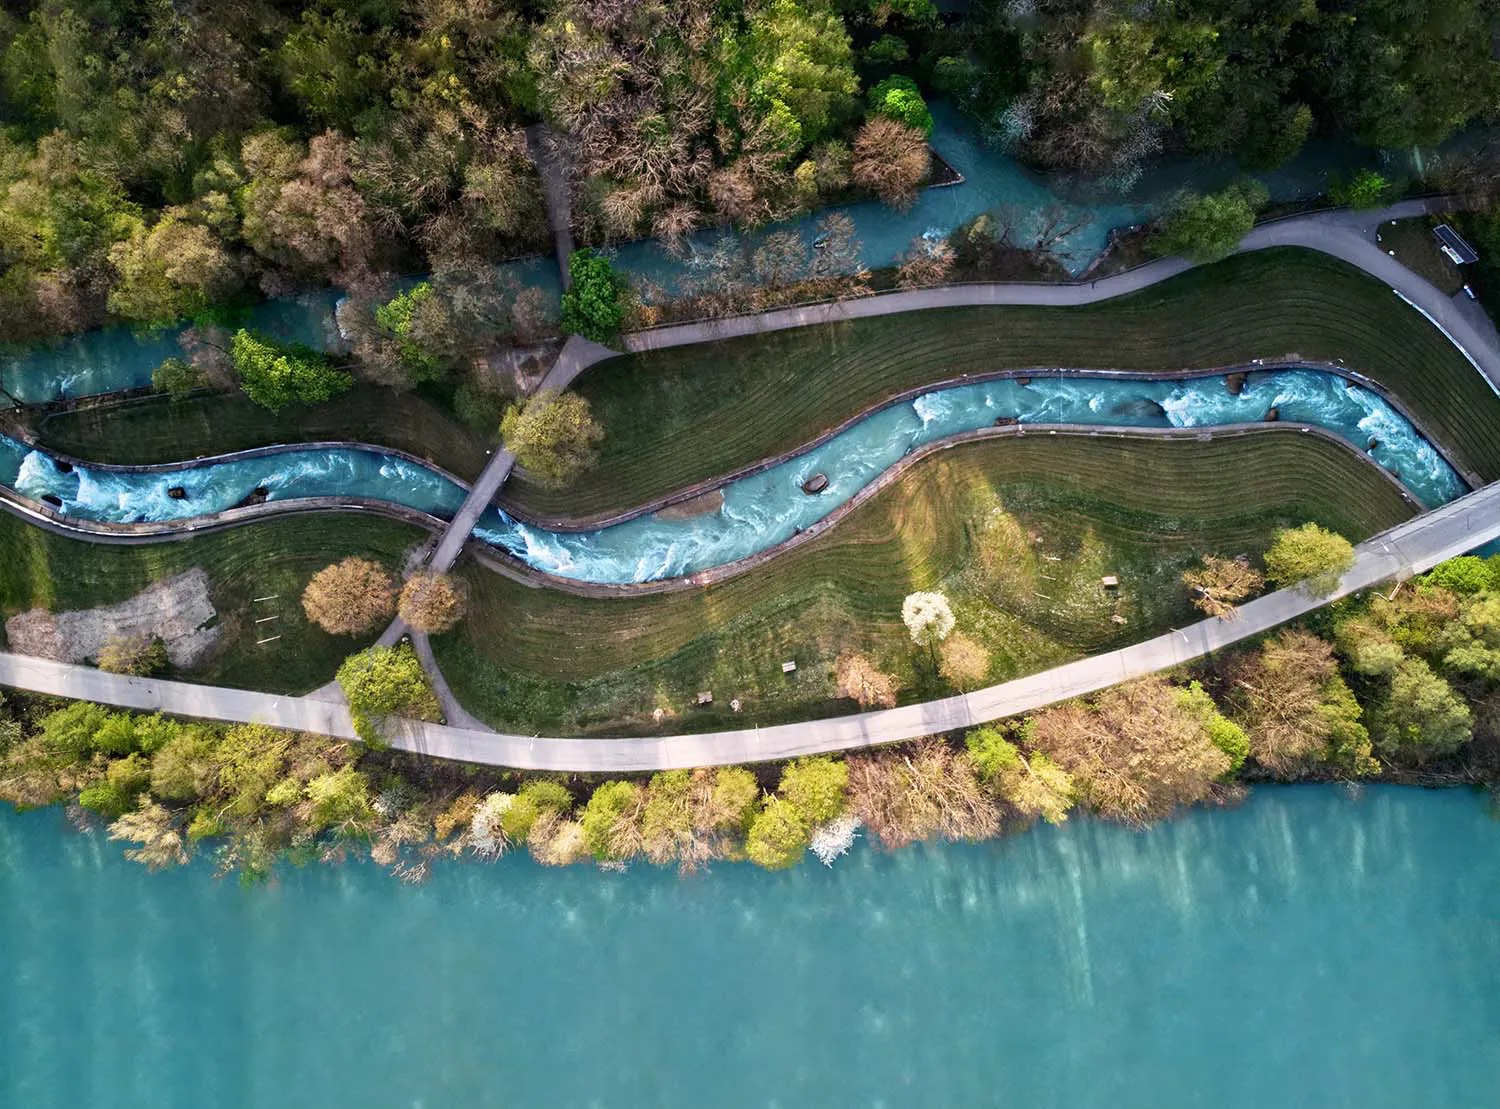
xmin=2 ymin=368 xmax=1464 ymax=585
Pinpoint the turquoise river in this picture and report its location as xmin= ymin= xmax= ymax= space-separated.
xmin=3 ymin=784 xmax=1497 ymax=1108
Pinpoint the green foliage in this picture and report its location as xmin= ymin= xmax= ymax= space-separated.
xmin=931 ymin=56 xmax=978 ymax=98
xmin=1439 ymin=594 xmax=1500 ymax=682
xmin=869 ymin=76 xmax=933 ymax=137
xmin=500 ymin=779 xmax=574 ymax=842
xmin=1370 ymin=657 xmax=1473 ymax=763
xmin=1264 ymin=523 xmax=1355 ymax=595
xmin=1151 ymin=182 xmax=1269 ymax=264
xmin=1175 ymin=682 xmax=1249 ymax=774
xmin=559 ymin=250 xmax=627 ymax=343
xmin=336 ymin=644 xmax=441 ymax=744
xmin=230 ymin=330 xmax=352 ymax=413
xmin=863 ymin=35 xmax=910 ymax=68
xmin=581 ymin=780 xmax=640 ymax=860
xmin=152 ymin=357 xmax=207 ymax=400
xmin=79 ymin=753 xmax=152 ymax=819
xmin=745 ymin=796 xmax=810 ymax=869
xmin=709 ymin=767 xmax=761 ymax=833
xmin=1331 ymin=169 xmax=1390 ymax=210
xmin=453 ymin=382 xmax=509 ymax=433
xmin=150 ymin=726 xmax=221 ymax=802
xmin=1424 ymin=556 xmax=1498 ymax=596
xmin=38 ymin=701 xmax=118 ymax=756
xmin=500 ymin=392 xmax=604 ymax=489
xmin=777 ymin=756 xmax=848 ymax=824
xmin=374 ymin=283 xmax=443 ymax=380
xmin=304 ymin=765 xmax=375 ymax=838
xmin=964 ymin=725 xmax=1022 ymax=783
xmin=106 ymin=216 xmax=236 ymax=328
xmin=743 ymin=0 xmax=859 ymax=149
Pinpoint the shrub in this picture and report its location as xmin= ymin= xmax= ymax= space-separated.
xmin=835 ymin=652 xmax=897 ymax=708
xmin=97 ymin=635 xmax=169 ymax=677
xmin=745 ymin=797 xmax=810 ymax=869
xmin=335 ymin=644 xmax=440 ymax=744
xmin=1150 ymin=181 xmax=1269 ymax=263
xmin=938 ymin=632 xmax=990 ymax=690
xmin=1424 ymin=556 xmax=1495 ymax=596
xmin=778 ymin=756 xmax=849 ymax=824
xmin=580 ymin=780 xmax=642 ymax=860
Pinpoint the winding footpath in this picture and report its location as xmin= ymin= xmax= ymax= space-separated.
xmin=0 ymin=479 xmax=1496 ymax=769
xmin=2 ymin=197 xmax=1499 ymax=769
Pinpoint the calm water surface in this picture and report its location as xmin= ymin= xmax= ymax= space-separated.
xmin=3 ymin=785 xmax=1498 ymax=1108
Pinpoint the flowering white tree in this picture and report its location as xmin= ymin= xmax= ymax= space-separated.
xmin=902 ymin=591 xmax=955 ymax=649
xmin=469 ymin=792 xmax=515 ymax=858
xmin=809 ymin=815 xmax=861 ymax=867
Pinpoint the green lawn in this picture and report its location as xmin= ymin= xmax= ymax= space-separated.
xmin=30 ymin=384 xmax=497 ymax=481
xmin=436 ymin=431 xmax=1416 ymax=735
xmin=502 ymin=248 xmax=1500 ymax=519
xmin=0 ymin=512 xmax=428 ymax=694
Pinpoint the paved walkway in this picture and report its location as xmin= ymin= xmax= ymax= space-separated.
xmin=1 ymin=480 xmax=1495 ymax=770
xmin=525 ymin=124 xmax=576 ymax=290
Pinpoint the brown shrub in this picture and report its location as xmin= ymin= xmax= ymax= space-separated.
xmin=836 ymin=652 xmax=898 ymax=708
xmin=852 ymin=117 xmax=929 ymax=208
xmin=847 ymin=741 xmax=1000 ymax=849
xmin=398 ymin=573 xmax=466 ymax=634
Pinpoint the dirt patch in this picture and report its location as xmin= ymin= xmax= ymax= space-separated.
xmin=6 ymin=568 xmax=221 ymax=668
xmin=653 ymin=489 xmax=725 ymax=521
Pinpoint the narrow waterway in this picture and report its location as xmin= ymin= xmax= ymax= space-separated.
xmin=0 ymin=103 xmax=1378 ymax=405
xmin=0 ymin=368 xmax=1460 ymax=583
xmin=2 ymin=785 xmax=1496 ymax=1108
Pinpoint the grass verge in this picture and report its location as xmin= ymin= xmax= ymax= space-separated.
xmin=0 ymin=512 xmax=428 ymax=694
xmin=503 ymin=248 xmax=1500 ymax=518
xmin=436 ymin=432 xmax=1415 ymax=735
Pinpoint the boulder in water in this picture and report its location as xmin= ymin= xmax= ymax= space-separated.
xmin=167 ymin=486 xmax=187 ymax=500
xmin=1015 ymin=375 xmax=1032 ymax=386
xmin=1110 ymin=397 xmax=1167 ymax=420
xmin=1368 ymin=437 xmax=1380 ymax=451
xmin=1264 ymin=407 xmax=1280 ymax=422
xmin=1225 ymin=372 xmax=1247 ymax=396
xmin=801 ymin=473 xmax=829 ymax=495
xmin=994 ymin=416 xmax=1019 ymax=427
xmin=53 ymin=460 xmax=73 ymax=474
xmin=40 ymin=493 xmax=62 ymax=508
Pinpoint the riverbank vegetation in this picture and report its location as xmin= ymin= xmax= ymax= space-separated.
xmin=436 ymin=432 xmax=1414 ymax=735
xmin=3 ymin=554 xmax=1495 ymax=882
xmin=0 ymin=511 xmax=427 ymax=693
xmin=502 ymin=249 xmax=1500 ymax=519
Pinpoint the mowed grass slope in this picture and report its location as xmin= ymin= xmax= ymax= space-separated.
xmin=0 ymin=512 xmax=427 ymax=693
xmin=33 ymin=384 xmax=497 ymax=481
xmin=438 ymin=432 xmax=1416 ymax=735
xmin=503 ymin=249 xmax=1500 ymax=518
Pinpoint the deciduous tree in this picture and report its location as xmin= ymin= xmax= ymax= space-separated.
xmin=851 ymin=116 xmax=929 ymax=208
xmin=938 ymin=632 xmax=990 ymax=690
xmin=1263 ymin=523 xmax=1355 ymax=596
xmin=302 ymin=558 xmax=397 ymax=636
xmin=1182 ymin=555 xmax=1263 ymax=619
xmin=835 ymin=652 xmax=897 ymax=708
xmin=500 ymin=392 xmax=604 ymax=488
xmin=398 ymin=574 xmax=465 ymax=635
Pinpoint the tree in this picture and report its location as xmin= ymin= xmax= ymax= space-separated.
xmin=1030 ymin=677 xmax=1231 ymax=823
xmin=1174 ymin=681 xmax=1249 ymax=773
xmin=851 ymin=117 xmax=929 ymax=209
xmin=335 ymin=644 xmax=440 ymax=744
xmin=500 ymin=392 xmax=604 ymax=488
xmin=1425 ymin=556 xmax=1497 ymax=596
xmin=372 ymin=282 xmax=444 ymax=382
xmin=902 ymin=591 xmax=954 ymax=649
xmin=106 ymin=215 xmax=236 ymax=327
xmin=835 ymin=652 xmax=897 ymax=708
xmin=108 ymin=802 xmax=189 ymax=869
xmin=1370 ymin=657 xmax=1473 ymax=763
xmin=500 ymin=780 xmax=574 ymax=844
xmin=96 ymin=635 xmax=168 ymax=677
xmin=1150 ymin=181 xmax=1269 ymax=263
xmin=79 ymin=753 xmax=152 ymax=819
xmin=938 ymin=632 xmax=990 ymax=690
xmin=847 ymin=741 xmax=998 ymax=849
xmin=744 ymin=0 xmax=859 ymax=147
xmin=1264 ymin=523 xmax=1355 ymax=596
xmin=964 ymin=725 xmax=1075 ymax=825
xmin=152 ymin=357 xmax=206 ymax=400
xmin=304 ymin=765 xmax=375 ymax=838
xmin=1182 ymin=555 xmax=1264 ymax=619
xmin=869 ymin=76 xmax=933 ymax=136
xmin=745 ymin=796 xmax=810 ymax=869
xmin=302 ymin=558 xmax=397 ymax=636
xmin=896 ymin=235 xmax=955 ymax=288
xmin=559 ymin=250 xmax=627 ymax=343
xmin=1440 ymin=594 xmax=1500 ymax=682
xmin=580 ymin=780 xmax=643 ymax=861
xmin=398 ymin=573 xmax=465 ymax=634
xmin=1228 ymin=630 xmax=1375 ymax=777
xmin=149 ymin=725 xmax=221 ymax=802
xmin=778 ymin=756 xmax=848 ymax=824
xmin=230 ymin=329 xmax=351 ymax=412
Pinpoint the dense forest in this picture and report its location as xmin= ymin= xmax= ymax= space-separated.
xmin=0 ymin=0 xmax=1497 ymax=347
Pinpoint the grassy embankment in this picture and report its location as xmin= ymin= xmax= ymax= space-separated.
xmin=0 ymin=512 xmax=427 ymax=694
xmin=30 ymin=384 xmax=496 ymax=482
xmin=503 ymin=248 xmax=1500 ymax=520
xmin=435 ymin=433 xmax=1416 ymax=735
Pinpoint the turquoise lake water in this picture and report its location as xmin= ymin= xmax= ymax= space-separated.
xmin=3 ymin=784 xmax=1497 ymax=1108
